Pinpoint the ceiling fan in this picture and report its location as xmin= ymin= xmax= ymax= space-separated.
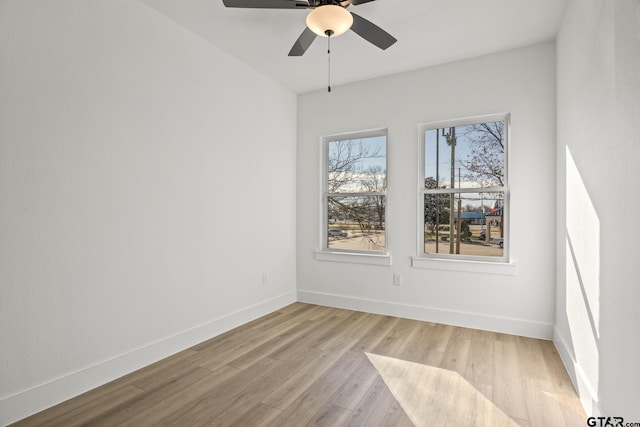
xmin=221 ymin=0 xmax=397 ymax=57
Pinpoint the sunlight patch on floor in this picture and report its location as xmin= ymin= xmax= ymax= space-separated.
xmin=365 ymin=352 xmax=519 ymax=427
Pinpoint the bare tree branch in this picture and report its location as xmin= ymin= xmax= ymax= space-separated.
xmin=460 ymin=121 xmax=505 ymax=187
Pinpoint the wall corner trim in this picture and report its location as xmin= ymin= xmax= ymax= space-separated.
xmin=298 ymin=290 xmax=552 ymax=339
xmin=552 ymin=327 xmax=604 ymax=418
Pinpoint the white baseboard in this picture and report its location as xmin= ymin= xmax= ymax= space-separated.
xmin=0 ymin=291 xmax=296 ymax=426
xmin=552 ymin=327 xmax=604 ymax=418
xmin=298 ymin=290 xmax=553 ymax=339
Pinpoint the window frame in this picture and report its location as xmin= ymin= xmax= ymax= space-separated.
xmin=415 ymin=113 xmax=511 ymax=264
xmin=318 ymin=128 xmax=390 ymax=262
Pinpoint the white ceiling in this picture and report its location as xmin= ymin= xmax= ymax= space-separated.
xmin=141 ymin=0 xmax=568 ymax=93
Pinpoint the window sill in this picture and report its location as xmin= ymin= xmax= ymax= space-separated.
xmin=411 ymin=256 xmax=517 ymax=275
xmin=315 ymin=250 xmax=392 ymax=266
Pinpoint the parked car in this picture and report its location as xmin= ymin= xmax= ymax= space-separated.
xmin=328 ymin=229 xmax=348 ymax=238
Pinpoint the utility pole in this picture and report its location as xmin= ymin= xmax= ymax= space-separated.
xmin=481 ymin=189 xmax=485 ymax=241
xmin=435 ymin=130 xmax=440 ymax=254
xmin=456 ymin=167 xmax=462 ymax=254
xmin=456 ymin=198 xmax=462 ymax=254
xmin=445 ymin=127 xmax=456 ymax=254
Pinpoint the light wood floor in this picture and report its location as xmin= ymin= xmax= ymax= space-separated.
xmin=12 ymin=303 xmax=586 ymax=427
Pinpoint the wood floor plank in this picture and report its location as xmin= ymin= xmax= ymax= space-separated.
xmin=451 ymin=376 xmax=480 ymax=427
xmin=313 ymin=310 xmax=375 ymax=351
xmin=370 ymin=317 xmax=421 ymax=358
xmin=522 ymin=377 xmax=568 ymax=427
xmin=252 ymin=303 xmax=319 ymax=330
xmin=397 ymin=320 xmax=444 ymax=365
xmin=379 ymin=399 xmax=416 ymax=427
xmin=208 ymin=345 xmax=341 ymax=426
xmin=421 ymin=361 xmax=459 ymax=426
xmin=539 ymin=340 xmax=580 ymax=398
xmin=103 ymin=348 xmax=201 ymax=391
xmin=111 ymin=364 xmax=240 ymax=427
xmin=11 ymin=303 xmax=586 ymax=427
xmin=191 ymin=320 xmax=277 ymax=357
xmin=194 ymin=306 xmax=331 ymax=360
xmin=343 ymin=311 xmax=379 ymax=338
xmin=267 ymin=315 xmax=346 ymax=361
xmin=329 ymin=354 xmax=381 ymax=410
xmin=15 ymin=349 xmax=207 ymax=427
xmin=89 ymin=366 xmax=221 ymax=427
xmin=493 ymin=339 xmax=528 ymax=420
xmin=304 ymin=403 xmax=353 ymax=427
xmin=226 ymin=317 xmax=321 ymax=370
xmin=131 ymin=350 xmax=204 ymax=391
xmin=344 ymin=376 xmax=403 ymax=427
xmin=191 ymin=303 xmax=324 ymax=354
xmin=516 ymin=336 xmax=551 ymax=381
xmin=424 ymin=323 xmax=455 ymax=353
xmin=195 ymin=320 xmax=298 ymax=370
xmin=267 ymin=350 xmax=364 ymax=426
xmin=439 ymin=333 xmax=471 ymax=376
xmin=223 ymin=403 xmax=282 ymax=427
xmin=262 ymin=335 xmax=356 ymax=410
xmin=11 ymin=384 xmax=145 ymax=427
xmin=157 ymin=356 xmax=282 ymax=426
xmin=465 ymin=330 xmax=495 ymax=385
xmin=348 ymin=314 xmax=401 ymax=353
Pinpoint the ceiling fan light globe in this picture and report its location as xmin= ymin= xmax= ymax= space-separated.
xmin=306 ymin=5 xmax=353 ymax=37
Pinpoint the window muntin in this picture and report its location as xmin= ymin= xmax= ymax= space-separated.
xmin=419 ymin=115 xmax=508 ymax=261
xmin=324 ymin=130 xmax=387 ymax=253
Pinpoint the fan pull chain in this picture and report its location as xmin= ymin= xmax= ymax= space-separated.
xmin=326 ymin=30 xmax=333 ymax=93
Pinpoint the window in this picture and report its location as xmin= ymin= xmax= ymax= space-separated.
xmin=418 ymin=114 xmax=509 ymax=262
xmin=323 ymin=129 xmax=387 ymax=254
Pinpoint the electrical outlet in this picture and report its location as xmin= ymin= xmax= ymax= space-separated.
xmin=262 ymin=273 xmax=268 ymax=285
xmin=393 ymin=273 xmax=401 ymax=286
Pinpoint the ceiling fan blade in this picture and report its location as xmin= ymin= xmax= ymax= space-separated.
xmin=350 ymin=12 xmax=397 ymax=50
xmin=340 ymin=0 xmax=375 ymax=7
xmin=288 ymin=27 xmax=317 ymax=56
xmin=222 ymin=0 xmax=311 ymax=9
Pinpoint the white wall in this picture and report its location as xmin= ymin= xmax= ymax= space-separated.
xmin=297 ymin=43 xmax=557 ymax=339
xmin=0 ymin=0 xmax=297 ymax=424
xmin=555 ymin=0 xmax=640 ymax=418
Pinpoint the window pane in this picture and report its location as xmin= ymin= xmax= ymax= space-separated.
xmin=328 ymin=136 xmax=386 ymax=193
xmin=328 ymin=195 xmax=386 ymax=251
xmin=423 ymin=191 xmax=504 ymax=258
xmin=424 ymin=121 xmax=505 ymax=190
